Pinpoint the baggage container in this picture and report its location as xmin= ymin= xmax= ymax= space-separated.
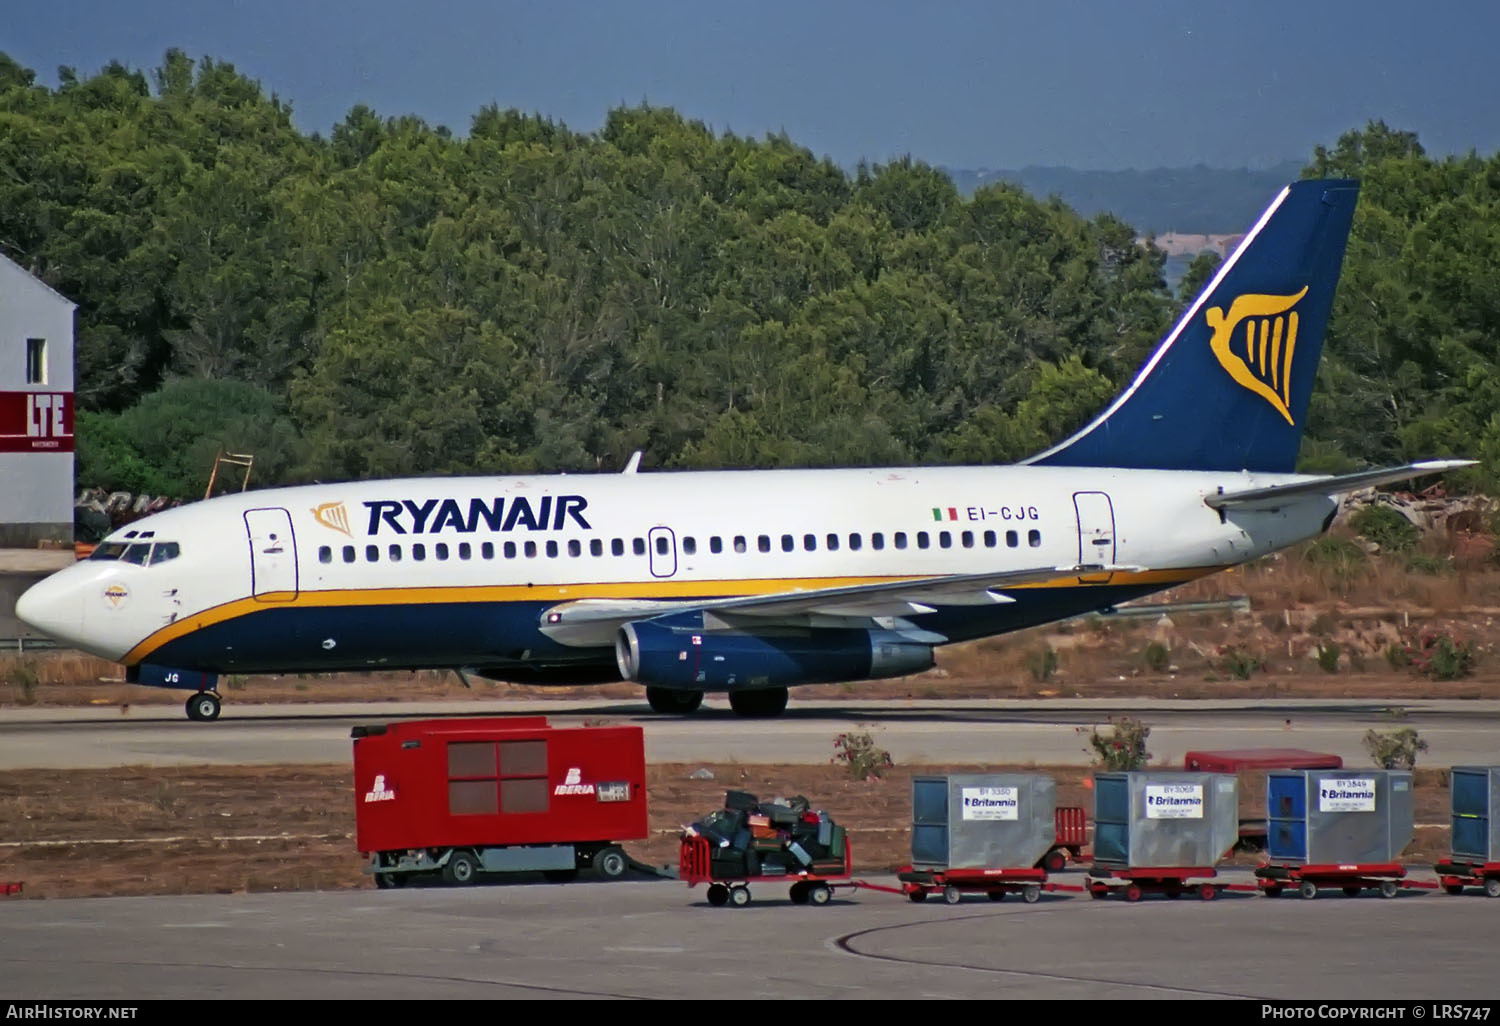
xmin=1449 ymin=766 xmax=1500 ymax=862
xmin=1091 ymin=772 xmax=1238 ymax=868
xmin=911 ymin=773 xmax=1056 ymax=870
xmin=351 ymin=716 xmax=647 ymax=887
xmin=1265 ymin=769 xmax=1413 ymax=864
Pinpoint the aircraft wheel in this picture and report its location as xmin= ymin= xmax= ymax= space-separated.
xmin=185 ymin=692 xmax=221 ymax=722
xmin=728 ymin=687 xmax=789 ymax=718
xmin=646 ymin=687 xmax=704 ymax=714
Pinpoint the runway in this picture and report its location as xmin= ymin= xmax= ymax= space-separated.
xmin=1 ymin=696 xmax=1499 ymax=769
xmin=3 ymin=872 xmax=1496 ymax=1000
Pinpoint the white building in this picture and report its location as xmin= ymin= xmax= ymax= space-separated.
xmin=0 ymin=252 xmax=76 ymax=547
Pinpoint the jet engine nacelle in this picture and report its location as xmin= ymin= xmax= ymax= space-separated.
xmin=614 ymin=620 xmax=934 ymax=691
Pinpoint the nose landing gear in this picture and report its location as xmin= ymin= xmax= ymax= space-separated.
xmin=185 ymin=691 xmax=222 ymax=721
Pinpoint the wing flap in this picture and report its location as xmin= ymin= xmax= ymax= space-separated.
xmin=1204 ymin=459 xmax=1476 ymax=511
xmin=537 ymin=563 xmax=1142 ymax=646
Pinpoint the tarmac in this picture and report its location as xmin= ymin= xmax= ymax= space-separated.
xmin=3 ymin=871 xmax=1496 ymax=1000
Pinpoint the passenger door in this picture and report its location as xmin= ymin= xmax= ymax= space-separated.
xmin=244 ymin=508 xmax=299 ymax=601
xmin=1072 ymin=491 xmax=1116 ymax=584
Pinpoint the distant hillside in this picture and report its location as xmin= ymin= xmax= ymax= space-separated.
xmin=940 ymin=162 xmax=1305 ymax=236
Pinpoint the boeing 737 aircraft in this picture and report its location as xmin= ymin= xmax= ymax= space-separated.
xmin=15 ymin=177 xmax=1474 ymax=721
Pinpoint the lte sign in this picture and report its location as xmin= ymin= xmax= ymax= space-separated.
xmin=0 ymin=392 xmax=74 ymax=452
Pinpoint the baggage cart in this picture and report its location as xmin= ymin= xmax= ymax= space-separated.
xmin=1434 ymin=859 xmax=1500 ymax=897
xmin=1440 ymin=766 xmax=1500 ymax=894
xmin=897 ymin=865 xmax=1056 ymax=905
xmin=1254 ymin=861 xmax=1428 ymax=899
xmin=1085 ymin=865 xmax=1228 ymax=902
xmin=679 ymin=833 xmax=853 ymax=908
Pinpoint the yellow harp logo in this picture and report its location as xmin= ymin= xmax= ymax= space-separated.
xmin=312 ymin=501 xmax=352 ymax=536
xmin=1206 ymin=286 xmax=1309 ymax=425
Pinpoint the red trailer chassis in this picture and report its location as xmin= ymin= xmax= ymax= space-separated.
xmin=680 ymin=834 xmax=854 ymax=907
xmin=1253 ymin=862 xmax=1437 ymax=899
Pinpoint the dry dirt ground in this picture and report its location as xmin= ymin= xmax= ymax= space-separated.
xmin=0 ymin=763 xmax=1455 ymax=901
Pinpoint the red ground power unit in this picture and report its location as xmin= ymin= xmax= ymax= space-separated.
xmin=351 ymin=716 xmax=648 ymax=888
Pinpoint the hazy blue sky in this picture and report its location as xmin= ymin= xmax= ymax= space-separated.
xmin=5 ymin=1 xmax=1497 ymax=170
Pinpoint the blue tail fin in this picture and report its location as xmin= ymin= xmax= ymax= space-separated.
xmin=1025 ymin=178 xmax=1359 ymax=472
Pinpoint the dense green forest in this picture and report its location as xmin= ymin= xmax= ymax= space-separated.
xmin=1 ymin=51 xmax=1497 ymax=497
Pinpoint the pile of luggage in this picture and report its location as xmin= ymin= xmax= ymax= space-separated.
xmin=686 ymin=790 xmax=848 ymax=879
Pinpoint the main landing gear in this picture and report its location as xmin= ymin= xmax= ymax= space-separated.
xmin=643 ymin=686 xmax=790 ymax=718
xmin=185 ymin=691 xmax=222 ymax=721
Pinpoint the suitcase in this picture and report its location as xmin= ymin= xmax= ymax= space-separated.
xmin=763 ymin=803 xmax=799 ymax=826
xmin=828 ymin=824 xmax=846 ymax=858
xmin=817 ymin=817 xmax=833 ymax=847
xmin=786 ymin=841 xmax=813 ymax=867
xmin=747 ymin=814 xmax=770 ymax=829
xmin=724 ymin=790 xmax=759 ymax=812
xmin=711 ymin=853 xmax=746 ymax=878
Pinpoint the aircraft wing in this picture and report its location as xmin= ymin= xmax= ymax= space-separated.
xmin=1204 ymin=459 xmax=1477 ymax=512
xmin=538 ymin=563 xmax=1144 ymax=647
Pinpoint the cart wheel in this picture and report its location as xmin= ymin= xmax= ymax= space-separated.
xmin=1198 ymin=884 xmax=1217 ymax=902
xmin=1043 ymin=849 xmax=1067 ymax=874
xmin=442 ymin=851 xmax=479 ymax=886
xmin=1378 ymin=880 xmax=1399 ymax=899
xmin=807 ymin=884 xmax=832 ymax=906
xmin=1486 ymin=877 xmax=1500 ymax=899
xmin=789 ymin=882 xmax=808 ymax=904
xmin=1342 ymin=885 xmax=1363 ymax=897
xmin=1123 ymin=883 xmax=1144 ymax=903
xmin=1263 ymin=885 xmax=1283 ymax=898
xmin=1298 ymin=880 xmax=1318 ymax=900
xmin=943 ymin=885 xmax=962 ymax=905
xmin=1022 ymin=884 xmax=1041 ymax=904
xmin=1088 ymin=884 xmax=1107 ymax=899
xmin=707 ymin=884 xmax=730 ymax=907
xmin=1164 ymin=884 xmax=1183 ymax=899
xmin=595 ymin=846 xmax=628 ymax=881
xmin=907 ymin=889 xmax=928 ymax=903
xmin=987 ymin=890 xmax=1006 ymax=902
xmin=729 ymin=886 xmax=751 ymax=907
xmin=1444 ymin=883 xmax=1466 ymax=895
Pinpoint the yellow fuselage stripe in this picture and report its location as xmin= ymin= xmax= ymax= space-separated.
xmin=122 ymin=567 xmax=1216 ymax=665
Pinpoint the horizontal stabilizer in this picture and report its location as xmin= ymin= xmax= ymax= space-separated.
xmin=1204 ymin=459 xmax=1477 ymax=511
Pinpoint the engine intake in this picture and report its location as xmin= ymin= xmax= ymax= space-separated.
xmin=615 ymin=621 xmax=933 ymax=690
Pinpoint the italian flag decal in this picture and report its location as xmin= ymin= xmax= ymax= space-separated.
xmin=932 ymin=507 xmax=958 ymax=521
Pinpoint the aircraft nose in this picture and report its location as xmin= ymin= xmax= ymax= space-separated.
xmin=15 ymin=574 xmax=84 ymax=643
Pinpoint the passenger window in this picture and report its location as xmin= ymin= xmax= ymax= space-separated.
xmin=758 ymin=536 xmax=770 ymax=553
xmin=961 ymin=531 xmax=974 ymax=548
xmin=826 ymin=533 xmax=839 ymax=551
xmin=458 ymin=542 xmax=471 ymax=560
xmin=343 ymin=545 xmax=356 ymax=564
xmin=683 ymin=537 xmax=696 ymax=555
xmin=411 ymin=544 xmax=425 ymax=561
xmin=389 ymin=544 xmax=404 ymax=561
xmin=525 ymin=541 xmax=537 ymax=558
xmin=849 ymin=533 xmax=862 ymax=551
xmin=149 ymin=542 xmax=181 ymax=566
xmin=710 ymin=536 xmax=723 ymax=554
xmin=781 ymin=534 xmax=794 ymax=552
xmin=318 ymin=546 xmax=332 ymax=564
xmin=504 ymin=541 xmax=517 ymax=559
xmin=612 ymin=539 xmax=625 ymax=556
xmin=917 ymin=532 xmax=930 ymax=549
xmin=366 ymin=545 xmax=379 ymax=562
xmin=121 ymin=543 xmax=152 ymax=565
xmin=983 ymin=530 xmax=996 ymax=548
xmin=568 ymin=540 xmax=581 ymax=557
xmin=1006 ymin=530 xmax=1018 ymax=548
xmin=436 ymin=543 xmax=449 ymax=560
xmin=734 ymin=536 xmax=747 ymax=553
xmin=633 ymin=538 xmax=646 ymax=556
xmin=939 ymin=532 xmax=951 ymax=549
xmin=871 ymin=532 xmax=884 ymax=550
xmin=655 ymin=536 xmax=669 ymax=555
xmin=1029 ymin=529 xmax=1042 ymax=548
xmin=590 ymin=539 xmax=603 ymax=557
xmin=803 ymin=534 xmax=816 ymax=551
xmin=481 ymin=542 xmax=494 ymax=559
xmin=894 ymin=532 xmax=907 ymax=549
xmin=546 ymin=540 xmax=558 ymax=558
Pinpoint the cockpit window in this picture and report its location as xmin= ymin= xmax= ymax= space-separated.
xmin=147 ymin=542 xmax=181 ymax=566
xmin=88 ymin=542 xmax=128 ymax=561
xmin=120 ymin=543 xmax=153 ymax=565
